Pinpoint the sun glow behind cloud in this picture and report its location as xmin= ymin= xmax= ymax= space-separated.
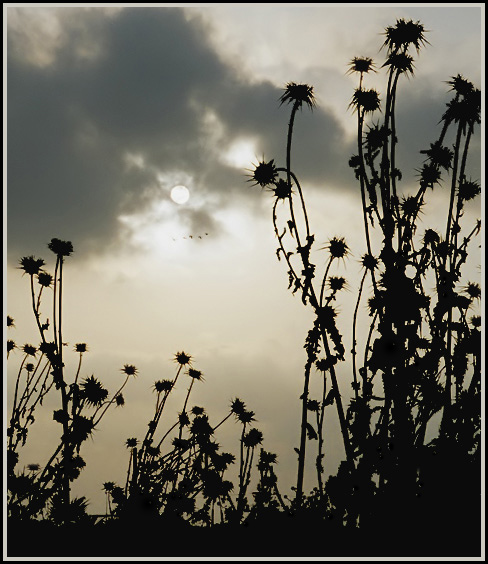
xmin=222 ymin=138 xmax=258 ymax=170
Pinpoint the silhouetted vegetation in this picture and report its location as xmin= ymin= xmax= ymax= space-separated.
xmin=7 ymin=19 xmax=481 ymax=557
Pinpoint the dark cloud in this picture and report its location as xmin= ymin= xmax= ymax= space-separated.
xmin=7 ymin=8 xmax=357 ymax=264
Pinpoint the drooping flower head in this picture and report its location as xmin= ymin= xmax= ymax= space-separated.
xmin=280 ymin=82 xmax=316 ymax=110
xmin=188 ymin=368 xmax=204 ymax=381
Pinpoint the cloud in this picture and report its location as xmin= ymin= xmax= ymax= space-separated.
xmin=7 ymin=7 xmax=481 ymax=264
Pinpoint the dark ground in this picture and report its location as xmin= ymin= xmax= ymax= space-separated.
xmin=7 ymin=510 xmax=482 ymax=558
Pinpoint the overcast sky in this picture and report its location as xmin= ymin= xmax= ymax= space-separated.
xmin=5 ymin=4 xmax=483 ymax=514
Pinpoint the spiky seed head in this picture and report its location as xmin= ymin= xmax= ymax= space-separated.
xmin=280 ymin=82 xmax=316 ymax=110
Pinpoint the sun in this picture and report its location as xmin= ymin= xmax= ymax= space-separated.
xmin=171 ymin=185 xmax=190 ymax=204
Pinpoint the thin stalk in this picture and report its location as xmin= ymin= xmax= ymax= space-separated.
xmin=352 ymin=270 xmax=368 ymax=398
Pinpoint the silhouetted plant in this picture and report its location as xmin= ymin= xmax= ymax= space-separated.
xmin=250 ymin=17 xmax=481 ymax=527
xmin=7 ymin=239 xmax=134 ymax=523
xmin=107 ymin=359 xmax=276 ymax=527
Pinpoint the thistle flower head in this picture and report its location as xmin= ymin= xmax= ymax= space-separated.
xmin=401 ymin=196 xmax=420 ymax=217
xmin=423 ymin=229 xmax=440 ymax=246
xmin=22 ymin=344 xmax=37 ymax=357
xmin=39 ymin=341 xmax=57 ymax=358
xmin=270 ymin=178 xmax=293 ymax=200
xmin=350 ymin=88 xmax=381 ymax=114
xmin=463 ymin=282 xmax=481 ymax=301
xmin=115 ymin=393 xmax=125 ymax=406
xmin=174 ymin=351 xmax=192 ymax=366
xmin=102 ymin=481 xmax=115 ymax=492
xmin=442 ymin=88 xmax=481 ymax=131
xmin=37 ymin=272 xmax=53 ymax=288
xmin=154 ymin=379 xmax=173 ymax=393
xmin=7 ymin=340 xmax=16 ymax=353
xmin=248 ymin=158 xmax=278 ymax=188
xmin=417 ymin=162 xmax=442 ymax=189
xmin=243 ymin=428 xmax=263 ymax=448
xmin=383 ymin=52 xmax=415 ymax=76
xmin=188 ymin=368 xmax=204 ymax=381
xmin=48 ymin=238 xmax=73 ymax=257
xmin=420 ymin=141 xmax=453 ymax=171
xmin=347 ymin=56 xmax=376 ymax=75
xmin=238 ymin=410 xmax=256 ymax=425
xmin=121 ymin=364 xmax=138 ymax=377
xmin=259 ymin=450 xmax=277 ymax=465
xmin=446 ymin=75 xmax=474 ymax=96
xmin=470 ymin=315 xmax=481 ymax=328
xmin=25 ymin=363 xmax=35 ymax=373
xmin=307 ymin=399 xmax=320 ymax=412
xmin=19 ymin=256 xmax=45 ymax=276
xmin=328 ymin=276 xmax=348 ymax=292
xmin=74 ymin=343 xmax=88 ymax=353
xmin=458 ymin=179 xmax=481 ymax=201
xmin=361 ymin=253 xmax=378 ymax=271
xmin=382 ymin=19 xmax=429 ymax=53
xmin=191 ymin=406 xmax=205 ymax=416
xmin=325 ymin=237 xmax=349 ymax=259
xmin=7 ymin=316 xmax=15 ymax=328
xmin=230 ymin=397 xmax=246 ymax=416
xmin=364 ymin=123 xmax=390 ymax=152
xmin=280 ymin=82 xmax=316 ymax=110
xmin=125 ymin=438 xmax=138 ymax=449
xmin=80 ymin=375 xmax=109 ymax=407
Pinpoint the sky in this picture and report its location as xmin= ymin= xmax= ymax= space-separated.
xmin=5 ymin=4 xmax=483 ymax=515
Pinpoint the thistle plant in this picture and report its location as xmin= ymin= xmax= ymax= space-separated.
xmin=7 ymin=239 xmax=134 ymax=523
xmin=250 ymin=18 xmax=481 ymax=526
xmin=108 ymin=363 xmax=274 ymax=527
xmin=250 ymin=86 xmax=355 ymax=505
